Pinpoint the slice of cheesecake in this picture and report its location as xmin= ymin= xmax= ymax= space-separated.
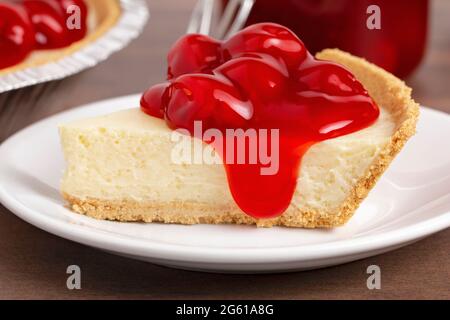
xmin=0 ymin=0 xmax=121 ymax=76
xmin=59 ymin=49 xmax=419 ymax=228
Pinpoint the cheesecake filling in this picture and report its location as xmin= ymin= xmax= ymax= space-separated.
xmin=140 ymin=23 xmax=380 ymax=219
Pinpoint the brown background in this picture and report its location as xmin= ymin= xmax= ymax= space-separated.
xmin=0 ymin=0 xmax=449 ymax=299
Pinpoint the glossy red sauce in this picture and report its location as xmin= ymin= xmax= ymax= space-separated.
xmin=0 ymin=0 xmax=88 ymax=70
xmin=0 ymin=2 xmax=35 ymax=70
xmin=141 ymin=23 xmax=380 ymax=218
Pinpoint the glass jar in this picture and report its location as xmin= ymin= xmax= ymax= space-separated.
xmin=241 ymin=0 xmax=429 ymax=78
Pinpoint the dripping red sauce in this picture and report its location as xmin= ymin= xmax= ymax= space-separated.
xmin=0 ymin=0 xmax=88 ymax=70
xmin=141 ymin=23 xmax=380 ymax=219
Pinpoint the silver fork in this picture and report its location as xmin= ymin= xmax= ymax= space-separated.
xmin=187 ymin=0 xmax=255 ymax=39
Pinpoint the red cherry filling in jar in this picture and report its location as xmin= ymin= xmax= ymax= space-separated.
xmin=0 ymin=2 xmax=35 ymax=70
xmin=0 ymin=0 xmax=88 ymax=70
xmin=240 ymin=0 xmax=428 ymax=78
xmin=141 ymin=23 xmax=380 ymax=219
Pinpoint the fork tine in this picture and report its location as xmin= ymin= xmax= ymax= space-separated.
xmin=187 ymin=0 xmax=215 ymax=34
xmin=215 ymin=0 xmax=240 ymax=39
xmin=224 ymin=0 xmax=255 ymax=39
xmin=187 ymin=0 xmax=204 ymax=34
xmin=199 ymin=0 xmax=215 ymax=35
xmin=188 ymin=0 xmax=254 ymax=38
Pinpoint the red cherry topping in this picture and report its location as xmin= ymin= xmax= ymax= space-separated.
xmin=165 ymin=74 xmax=250 ymax=132
xmin=23 ymin=0 xmax=72 ymax=49
xmin=223 ymin=23 xmax=307 ymax=70
xmin=168 ymin=34 xmax=222 ymax=79
xmin=140 ymin=83 xmax=169 ymax=119
xmin=141 ymin=23 xmax=380 ymax=218
xmin=215 ymin=55 xmax=288 ymax=101
xmin=295 ymin=59 xmax=367 ymax=97
xmin=54 ymin=0 xmax=88 ymax=43
xmin=0 ymin=2 xmax=35 ymax=69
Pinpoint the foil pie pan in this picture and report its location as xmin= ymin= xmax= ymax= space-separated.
xmin=0 ymin=0 xmax=149 ymax=94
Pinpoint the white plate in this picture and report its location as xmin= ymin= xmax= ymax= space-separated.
xmin=0 ymin=94 xmax=449 ymax=273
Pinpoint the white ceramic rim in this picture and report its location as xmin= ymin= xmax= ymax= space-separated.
xmin=0 ymin=0 xmax=149 ymax=94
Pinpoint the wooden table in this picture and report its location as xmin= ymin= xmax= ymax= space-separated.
xmin=0 ymin=0 xmax=448 ymax=299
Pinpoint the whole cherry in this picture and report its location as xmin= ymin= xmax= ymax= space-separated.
xmin=164 ymin=74 xmax=250 ymax=132
xmin=22 ymin=0 xmax=72 ymax=49
xmin=223 ymin=23 xmax=307 ymax=70
xmin=54 ymin=0 xmax=88 ymax=43
xmin=215 ymin=55 xmax=287 ymax=102
xmin=296 ymin=59 xmax=367 ymax=97
xmin=168 ymin=34 xmax=222 ymax=79
xmin=0 ymin=2 xmax=35 ymax=70
xmin=140 ymin=83 xmax=170 ymax=119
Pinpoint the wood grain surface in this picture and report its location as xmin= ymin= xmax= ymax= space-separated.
xmin=0 ymin=0 xmax=448 ymax=299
